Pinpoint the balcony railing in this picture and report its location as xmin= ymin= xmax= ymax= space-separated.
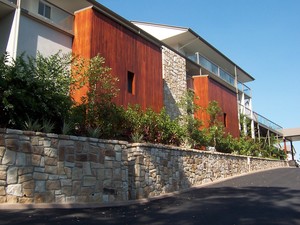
xmin=21 ymin=1 xmax=74 ymax=32
xmin=239 ymin=104 xmax=283 ymax=131
xmin=188 ymin=53 xmax=235 ymax=86
xmin=253 ymin=112 xmax=283 ymax=131
xmin=238 ymin=82 xmax=251 ymax=97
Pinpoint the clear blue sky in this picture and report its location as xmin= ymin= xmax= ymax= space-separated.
xmin=99 ymin=0 xmax=300 ymax=157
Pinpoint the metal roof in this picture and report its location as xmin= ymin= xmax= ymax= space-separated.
xmin=280 ymin=128 xmax=300 ymax=142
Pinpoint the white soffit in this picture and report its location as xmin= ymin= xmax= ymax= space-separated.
xmin=133 ymin=21 xmax=187 ymax=41
xmin=133 ymin=21 xmax=254 ymax=83
xmin=281 ymin=128 xmax=300 ymax=142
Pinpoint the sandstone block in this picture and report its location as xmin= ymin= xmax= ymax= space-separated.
xmin=46 ymin=180 xmax=61 ymax=190
xmin=35 ymin=181 xmax=46 ymax=192
xmin=82 ymin=162 xmax=92 ymax=175
xmin=32 ymin=146 xmax=43 ymax=155
xmin=104 ymin=169 xmax=112 ymax=178
xmin=34 ymin=193 xmax=47 ymax=203
xmin=115 ymin=152 xmax=122 ymax=162
xmin=7 ymin=167 xmax=18 ymax=184
xmin=65 ymin=196 xmax=76 ymax=203
xmin=76 ymin=154 xmax=88 ymax=162
xmin=0 ymin=147 xmax=5 ymax=157
xmin=20 ymin=141 xmax=32 ymax=153
xmin=6 ymin=184 xmax=22 ymax=196
xmin=45 ymin=156 xmax=57 ymax=166
xmin=19 ymin=197 xmax=34 ymax=204
xmin=105 ymin=149 xmax=115 ymax=157
xmin=83 ymin=176 xmax=96 ymax=187
xmin=44 ymin=148 xmax=58 ymax=158
xmin=6 ymin=195 xmax=18 ymax=203
xmin=5 ymin=138 xmax=19 ymax=151
xmin=33 ymin=172 xmax=48 ymax=180
xmin=2 ymin=149 xmax=16 ymax=165
xmin=23 ymin=180 xmax=34 ymax=189
xmin=31 ymin=154 xmax=42 ymax=166
xmin=0 ymin=134 xmax=4 ymax=146
xmin=0 ymin=196 xmax=7 ymax=203
xmin=45 ymin=165 xmax=58 ymax=174
xmin=88 ymin=153 xmax=98 ymax=163
xmin=23 ymin=188 xmax=34 ymax=197
xmin=72 ymin=181 xmax=81 ymax=195
xmin=72 ymin=168 xmax=83 ymax=180
xmin=61 ymin=179 xmax=72 ymax=187
xmin=0 ymin=171 xmax=6 ymax=180
xmin=16 ymin=152 xmax=27 ymax=166
xmin=55 ymin=195 xmax=65 ymax=203
xmin=0 ymin=186 xmax=5 ymax=196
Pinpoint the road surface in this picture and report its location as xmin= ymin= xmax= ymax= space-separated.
xmin=0 ymin=168 xmax=300 ymax=225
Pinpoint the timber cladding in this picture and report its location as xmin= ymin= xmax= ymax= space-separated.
xmin=72 ymin=8 xmax=163 ymax=112
xmin=194 ymin=76 xmax=240 ymax=137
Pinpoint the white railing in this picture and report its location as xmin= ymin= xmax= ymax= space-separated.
xmin=239 ymin=104 xmax=282 ymax=131
xmin=188 ymin=53 xmax=235 ymax=86
xmin=238 ymin=82 xmax=251 ymax=97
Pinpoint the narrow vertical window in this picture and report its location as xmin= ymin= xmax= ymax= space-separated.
xmin=127 ymin=71 xmax=135 ymax=95
xmin=223 ymin=113 xmax=227 ymax=127
xmin=38 ymin=1 xmax=51 ymax=19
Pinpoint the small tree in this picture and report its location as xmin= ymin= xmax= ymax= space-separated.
xmin=70 ymin=54 xmax=121 ymax=137
xmin=205 ymin=100 xmax=224 ymax=149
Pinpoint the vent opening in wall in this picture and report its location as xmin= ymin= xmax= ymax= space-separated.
xmin=38 ymin=1 xmax=51 ymax=19
xmin=224 ymin=113 xmax=227 ymax=127
xmin=127 ymin=71 xmax=135 ymax=95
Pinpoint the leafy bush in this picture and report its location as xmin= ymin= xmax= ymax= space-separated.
xmin=0 ymin=52 xmax=73 ymax=131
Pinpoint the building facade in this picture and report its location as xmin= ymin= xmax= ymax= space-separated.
xmin=0 ymin=0 xmax=283 ymax=141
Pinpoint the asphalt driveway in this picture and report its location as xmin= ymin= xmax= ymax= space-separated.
xmin=1 ymin=168 xmax=300 ymax=225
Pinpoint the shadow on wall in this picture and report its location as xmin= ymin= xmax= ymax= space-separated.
xmin=127 ymin=146 xmax=192 ymax=200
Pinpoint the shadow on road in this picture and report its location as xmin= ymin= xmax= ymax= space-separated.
xmin=1 ymin=185 xmax=300 ymax=225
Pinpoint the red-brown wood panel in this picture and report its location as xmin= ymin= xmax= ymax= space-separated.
xmin=194 ymin=76 xmax=210 ymax=126
xmin=193 ymin=76 xmax=240 ymax=137
xmin=72 ymin=8 xmax=163 ymax=112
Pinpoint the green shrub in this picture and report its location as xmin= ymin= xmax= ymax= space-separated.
xmin=0 ymin=52 xmax=73 ymax=131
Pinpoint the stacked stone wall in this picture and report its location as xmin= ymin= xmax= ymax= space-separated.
xmin=0 ymin=128 xmax=128 ymax=204
xmin=127 ymin=143 xmax=287 ymax=200
xmin=0 ymin=128 xmax=288 ymax=204
xmin=162 ymin=47 xmax=187 ymax=119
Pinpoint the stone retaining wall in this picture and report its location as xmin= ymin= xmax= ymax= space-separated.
xmin=0 ymin=128 xmax=288 ymax=204
xmin=127 ymin=144 xmax=287 ymax=200
xmin=0 ymin=128 xmax=128 ymax=204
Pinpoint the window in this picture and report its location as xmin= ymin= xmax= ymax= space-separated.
xmin=127 ymin=71 xmax=135 ymax=94
xmin=38 ymin=1 xmax=51 ymax=19
xmin=223 ymin=113 xmax=227 ymax=127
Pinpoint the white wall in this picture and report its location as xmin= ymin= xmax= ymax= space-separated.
xmin=21 ymin=0 xmax=39 ymax=14
xmin=0 ymin=12 xmax=15 ymax=55
xmin=17 ymin=15 xmax=72 ymax=58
